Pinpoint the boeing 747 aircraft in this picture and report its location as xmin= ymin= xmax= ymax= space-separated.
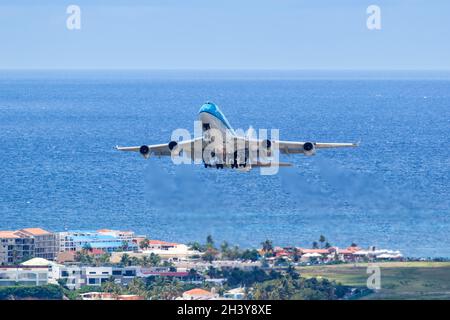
xmin=116 ymin=102 xmax=357 ymax=171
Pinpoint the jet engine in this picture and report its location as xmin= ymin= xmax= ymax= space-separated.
xmin=303 ymin=142 xmax=316 ymax=156
xmin=139 ymin=145 xmax=150 ymax=158
xmin=168 ymin=141 xmax=178 ymax=151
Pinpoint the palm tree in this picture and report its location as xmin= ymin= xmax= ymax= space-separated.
xmin=292 ymin=247 xmax=300 ymax=262
xmin=120 ymin=253 xmax=131 ymax=266
xmin=319 ymin=235 xmax=326 ymax=248
xmin=127 ymin=278 xmax=147 ymax=297
xmin=220 ymin=241 xmax=230 ymax=259
xmin=141 ymin=256 xmax=151 ymax=267
xmin=139 ymin=238 xmax=150 ymax=250
xmin=149 ymin=253 xmax=161 ymax=266
xmin=187 ymin=241 xmax=203 ymax=252
xmin=202 ymin=248 xmax=218 ymax=263
xmin=261 ymin=240 xmax=273 ymax=255
xmin=206 ymin=235 xmax=214 ymax=249
xmin=82 ymin=243 xmax=92 ymax=252
xmin=130 ymin=256 xmax=140 ymax=266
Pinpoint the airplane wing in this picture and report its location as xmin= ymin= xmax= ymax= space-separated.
xmin=116 ymin=137 xmax=202 ymax=158
xmin=274 ymin=141 xmax=358 ymax=154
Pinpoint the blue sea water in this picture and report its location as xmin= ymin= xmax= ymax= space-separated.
xmin=0 ymin=70 xmax=449 ymax=257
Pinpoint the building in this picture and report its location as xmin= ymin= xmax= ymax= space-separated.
xmin=0 ymin=265 xmax=49 ymax=286
xmin=80 ymin=292 xmax=144 ymax=300
xmin=142 ymin=242 xmax=201 ymax=261
xmin=96 ymin=229 xmax=136 ymax=242
xmin=19 ymin=228 xmax=57 ymax=261
xmin=223 ymin=287 xmax=246 ymax=300
xmin=0 ymin=231 xmax=35 ymax=265
xmin=182 ymin=288 xmax=218 ymax=300
xmin=51 ymin=264 xmax=84 ymax=289
xmin=58 ymin=230 xmax=138 ymax=253
xmin=83 ymin=266 xmax=114 ymax=286
xmin=0 ymin=228 xmax=57 ymax=265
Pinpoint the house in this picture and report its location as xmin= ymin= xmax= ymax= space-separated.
xmin=223 ymin=287 xmax=246 ymax=300
xmin=182 ymin=288 xmax=219 ymax=300
xmin=51 ymin=265 xmax=84 ymax=289
xmin=80 ymin=292 xmax=145 ymax=300
xmin=0 ymin=265 xmax=49 ymax=286
xmin=83 ymin=266 xmax=113 ymax=286
xmin=297 ymin=248 xmax=332 ymax=262
xmin=142 ymin=242 xmax=201 ymax=261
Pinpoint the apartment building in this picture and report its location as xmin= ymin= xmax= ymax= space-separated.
xmin=0 ymin=228 xmax=57 ymax=265
xmin=58 ymin=230 xmax=138 ymax=253
xmin=19 ymin=228 xmax=57 ymax=261
xmin=0 ymin=231 xmax=35 ymax=265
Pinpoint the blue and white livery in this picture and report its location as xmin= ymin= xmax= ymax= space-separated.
xmin=116 ymin=102 xmax=357 ymax=171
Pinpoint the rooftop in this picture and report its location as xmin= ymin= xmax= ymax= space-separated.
xmin=0 ymin=231 xmax=20 ymax=239
xmin=183 ymin=288 xmax=214 ymax=296
xmin=148 ymin=240 xmax=179 ymax=246
xmin=20 ymin=228 xmax=51 ymax=236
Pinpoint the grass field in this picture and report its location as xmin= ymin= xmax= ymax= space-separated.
xmin=296 ymin=262 xmax=450 ymax=300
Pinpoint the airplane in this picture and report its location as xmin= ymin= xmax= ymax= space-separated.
xmin=116 ymin=102 xmax=358 ymax=171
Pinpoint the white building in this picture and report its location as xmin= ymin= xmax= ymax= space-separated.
xmin=0 ymin=266 xmax=49 ymax=286
xmin=57 ymin=230 xmax=137 ymax=253
xmin=224 ymin=287 xmax=246 ymax=300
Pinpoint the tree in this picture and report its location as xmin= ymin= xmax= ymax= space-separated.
xmin=82 ymin=243 xmax=92 ymax=252
xmin=120 ymin=241 xmax=130 ymax=252
xmin=324 ymin=242 xmax=332 ymax=249
xmin=202 ymin=248 xmax=218 ymax=263
xmin=93 ymin=253 xmax=111 ymax=266
xmin=220 ymin=241 xmax=230 ymax=258
xmin=120 ymin=253 xmax=131 ymax=266
xmin=312 ymin=241 xmax=319 ymax=249
xmin=101 ymin=278 xmax=122 ymax=295
xmin=75 ymin=250 xmax=93 ymax=265
xmin=241 ymin=249 xmax=260 ymax=262
xmin=261 ymin=240 xmax=274 ymax=256
xmin=139 ymin=238 xmax=150 ymax=250
xmin=130 ymin=256 xmax=140 ymax=266
xmin=292 ymin=247 xmax=300 ymax=262
xmin=127 ymin=278 xmax=147 ymax=297
xmin=187 ymin=241 xmax=204 ymax=252
xmin=149 ymin=253 xmax=161 ymax=266
xmin=206 ymin=235 xmax=215 ymax=249
xmin=319 ymin=235 xmax=326 ymax=248
xmin=350 ymin=243 xmax=358 ymax=248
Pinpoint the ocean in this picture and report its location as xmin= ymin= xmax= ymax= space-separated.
xmin=0 ymin=70 xmax=449 ymax=257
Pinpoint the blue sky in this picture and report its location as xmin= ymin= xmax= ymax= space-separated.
xmin=0 ymin=0 xmax=449 ymax=69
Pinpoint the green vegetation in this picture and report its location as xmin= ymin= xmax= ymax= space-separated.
xmin=251 ymin=275 xmax=349 ymax=300
xmin=297 ymin=261 xmax=450 ymax=300
xmin=0 ymin=284 xmax=64 ymax=300
xmin=188 ymin=235 xmax=261 ymax=262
